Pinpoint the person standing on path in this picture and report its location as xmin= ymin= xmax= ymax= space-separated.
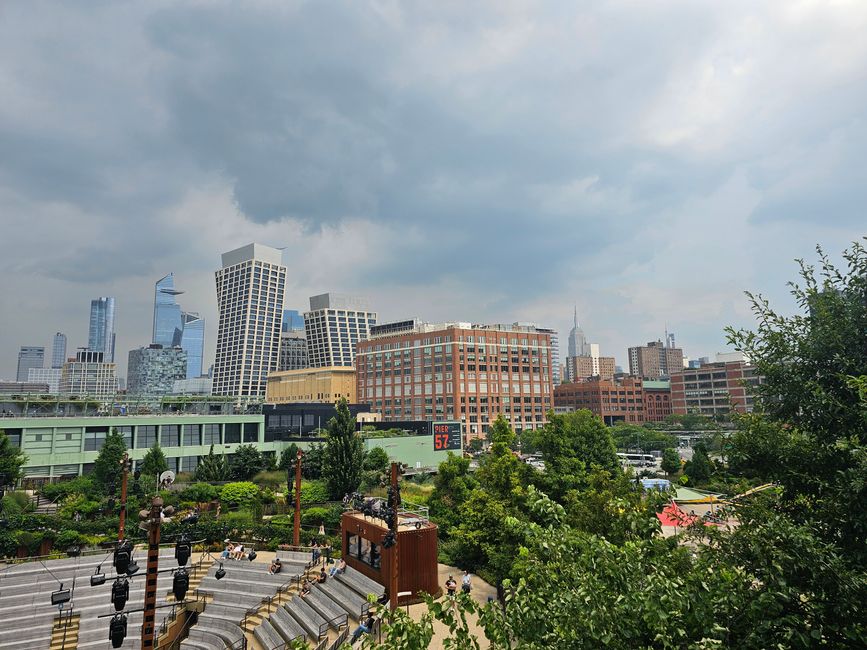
xmin=461 ymin=570 xmax=472 ymax=594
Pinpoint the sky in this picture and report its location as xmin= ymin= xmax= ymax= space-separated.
xmin=1 ymin=0 xmax=865 ymax=379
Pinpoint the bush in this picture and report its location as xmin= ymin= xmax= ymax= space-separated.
xmin=54 ymin=529 xmax=84 ymax=550
xmin=179 ymin=482 xmax=219 ymax=504
xmin=252 ymin=470 xmax=286 ymax=490
xmin=1 ymin=491 xmax=32 ymax=515
xmin=219 ymin=482 xmax=260 ymax=507
xmin=301 ymin=507 xmax=331 ymax=526
xmin=40 ymin=476 xmax=95 ymax=503
xmin=300 ymin=480 xmax=329 ymax=504
xmin=363 ymin=447 xmax=390 ymax=472
xmin=57 ymin=493 xmax=101 ymax=519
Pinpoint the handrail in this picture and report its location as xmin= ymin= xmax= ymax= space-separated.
xmin=328 ymin=628 xmax=349 ymax=650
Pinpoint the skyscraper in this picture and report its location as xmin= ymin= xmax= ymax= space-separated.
xmin=88 ymin=297 xmax=116 ymax=362
xmin=567 ymin=306 xmax=589 ymax=357
xmin=628 ymin=340 xmax=684 ymax=379
xmin=51 ymin=332 xmax=67 ymax=368
xmin=152 ymin=273 xmax=184 ymax=347
xmin=213 ymin=243 xmax=286 ymax=397
xmin=180 ymin=312 xmax=205 ymax=379
xmin=17 ymin=346 xmax=44 ymax=381
xmin=304 ymin=293 xmax=376 ymax=367
xmin=127 ymin=345 xmax=187 ymax=395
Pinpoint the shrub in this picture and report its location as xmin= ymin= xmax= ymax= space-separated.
xmin=301 ymin=507 xmax=331 ymax=526
xmin=180 ymin=482 xmax=220 ymax=504
xmin=40 ymin=476 xmax=95 ymax=503
xmin=252 ymin=470 xmax=286 ymax=490
xmin=220 ymin=481 xmax=260 ymax=507
xmin=300 ymin=480 xmax=329 ymax=504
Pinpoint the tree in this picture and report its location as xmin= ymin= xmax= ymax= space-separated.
xmin=362 ymin=446 xmax=390 ymax=472
xmin=476 ymin=416 xmax=526 ymax=500
xmin=660 ymin=447 xmax=681 ymax=475
xmin=219 ymin=481 xmax=260 ymax=507
xmin=140 ymin=443 xmax=168 ymax=478
xmin=535 ymin=410 xmax=620 ymax=500
xmin=0 ymin=430 xmax=26 ymax=487
xmin=610 ymin=423 xmax=676 ymax=452
xmin=278 ymin=443 xmax=300 ymax=471
xmin=93 ymin=428 xmax=126 ymax=493
xmin=229 ymin=444 xmax=266 ymax=480
xmin=682 ymin=443 xmax=713 ymax=483
xmin=429 ymin=452 xmax=478 ymax=537
xmin=301 ymin=443 xmax=325 ymax=479
xmin=195 ymin=445 xmax=229 ymax=482
xmin=726 ymin=241 xmax=867 ymax=561
xmin=322 ymin=398 xmax=363 ymax=500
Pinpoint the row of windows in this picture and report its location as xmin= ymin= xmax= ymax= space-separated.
xmin=81 ymin=423 xmax=259 ymax=450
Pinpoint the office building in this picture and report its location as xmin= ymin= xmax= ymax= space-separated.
xmin=282 ymin=309 xmax=306 ymax=332
xmin=88 ymin=297 xmax=116 ymax=362
xmin=27 ymin=368 xmax=62 ymax=394
xmin=266 ymin=366 xmax=356 ymax=404
xmin=16 ymin=346 xmax=44 ymax=382
xmin=628 ymin=340 xmax=684 ymax=379
xmin=51 ymin=333 xmax=67 ymax=369
xmin=127 ymin=345 xmax=187 ymax=395
xmin=536 ymin=326 xmax=560 ymax=385
xmin=642 ymin=380 xmax=672 ymax=422
xmin=565 ymin=343 xmax=616 ymax=382
xmin=152 ymin=273 xmax=184 ymax=347
xmin=670 ymin=360 xmax=762 ymax=417
xmin=278 ymin=330 xmax=308 ymax=372
xmin=60 ymin=350 xmax=118 ymax=398
xmin=213 ymin=243 xmax=286 ymax=397
xmin=172 ymin=377 xmax=213 ymax=395
xmin=180 ymin=312 xmax=205 ymax=379
xmin=304 ymin=293 xmax=376 ymax=368
xmin=553 ymin=376 xmax=644 ymax=425
xmin=0 ymin=381 xmax=50 ymax=395
xmin=356 ymin=320 xmax=554 ymax=439
xmin=567 ymin=307 xmax=591 ymax=357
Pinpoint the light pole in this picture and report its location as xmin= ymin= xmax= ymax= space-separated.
xmin=293 ymin=449 xmax=303 ymax=547
xmin=140 ymin=496 xmax=163 ymax=648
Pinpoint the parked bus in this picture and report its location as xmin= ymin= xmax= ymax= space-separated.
xmin=617 ymin=452 xmax=655 ymax=467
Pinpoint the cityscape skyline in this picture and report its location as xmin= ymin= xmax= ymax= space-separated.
xmin=1 ymin=3 xmax=864 ymax=381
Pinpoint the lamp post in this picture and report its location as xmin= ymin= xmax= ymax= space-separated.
xmin=118 ymin=453 xmax=129 ymax=541
xmin=388 ymin=462 xmax=399 ymax=612
xmin=140 ymin=496 xmax=163 ymax=648
xmin=293 ymin=449 xmax=303 ymax=547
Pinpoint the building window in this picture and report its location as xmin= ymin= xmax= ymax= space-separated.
xmin=203 ymin=424 xmax=221 ymax=445
xmin=224 ymin=423 xmax=241 ymax=444
xmin=183 ymin=424 xmax=200 ymax=446
xmin=136 ymin=426 xmax=157 ymax=449
xmin=244 ymin=422 xmax=258 ymax=442
xmin=84 ymin=428 xmax=107 ymax=451
xmin=161 ymin=425 xmax=180 ymax=448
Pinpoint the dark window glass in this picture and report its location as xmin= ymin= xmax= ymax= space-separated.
xmin=136 ymin=426 xmax=157 ymax=449
xmin=84 ymin=430 xmax=106 ymax=451
xmin=224 ymin=423 xmax=241 ymax=444
xmin=243 ymin=422 xmax=258 ymax=443
xmin=161 ymin=425 xmax=180 ymax=447
xmin=203 ymin=424 xmax=221 ymax=445
xmin=116 ymin=426 xmax=133 ymax=448
xmin=183 ymin=424 xmax=201 ymax=446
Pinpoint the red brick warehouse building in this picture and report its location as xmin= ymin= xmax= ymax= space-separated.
xmin=553 ymin=376 xmax=645 ymax=424
xmin=356 ymin=320 xmax=554 ymax=441
xmin=670 ymin=360 xmax=763 ymax=416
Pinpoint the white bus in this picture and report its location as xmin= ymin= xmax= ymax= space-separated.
xmin=617 ymin=452 xmax=655 ymax=467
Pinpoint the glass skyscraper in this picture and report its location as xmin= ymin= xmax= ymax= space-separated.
xmin=152 ymin=274 xmax=205 ymax=378
xmin=51 ymin=332 xmax=67 ymax=368
xmin=88 ymin=297 xmax=116 ymax=362
xmin=181 ymin=312 xmax=205 ymax=379
xmin=17 ymin=346 xmax=45 ymax=381
xmin=153 ymin=273 xmax=184 ymax=347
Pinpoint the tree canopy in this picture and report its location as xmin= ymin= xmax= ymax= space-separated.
xmin=229 ymin=444 xmax=267 ymax=480
xmin=195 ymin=445 xmax=229 ymax=482
xmin=0 ymin=430 xmax=26 ymax=487
xmin=322 ymin=398 xmax=363 ymax=499
xmin=139 ymin=443 xmax=168 ymax=478
xmin=93 ymin=428 xmax=126 ymax=493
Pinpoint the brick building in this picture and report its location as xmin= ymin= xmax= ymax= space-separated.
xmin=565 ymin=350 xmax=616 ymax=382
xmin=628 ymin=340 xmax=684 ymax=379
xmin=553 ymin=376 xmax=644 ymax=425
xmin=642 ymin=380 xmax=672 ymax=422
xmin=356 ymin=320 xmax=554 ymax=440
xmin=670 ymin=361 xmax=762 ymax=416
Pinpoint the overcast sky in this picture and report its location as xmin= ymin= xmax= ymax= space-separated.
xmin=1 ymin=1 xmax=865 ymax=379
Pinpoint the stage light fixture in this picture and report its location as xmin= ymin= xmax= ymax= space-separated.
xmin=247 ymin=550 xmax=257 ymax=562
xmin=109 ymin=613 xmax=127 ymax=648
xmin=125 ymin=560 xmax=139 ymax=576
xmin=90 ymin=570 xmax=106 ymax=587
xmin=215 ymin=563 xmax=226 ymax=580
xmin=113 ymin=540 xmax=131 ymax=575
xmin=51 ymin=585 xmax=71 ymax=606
xmin=175 ymin=536 xmax=191 ymax=566
xmin=111 ymin=578 xmax=129 ymax=612
xmin=172 ymin=569 xmax=189 ymax=601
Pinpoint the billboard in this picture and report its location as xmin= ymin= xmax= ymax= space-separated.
xmin=432 ymin=421 xmax=462 ymax=451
